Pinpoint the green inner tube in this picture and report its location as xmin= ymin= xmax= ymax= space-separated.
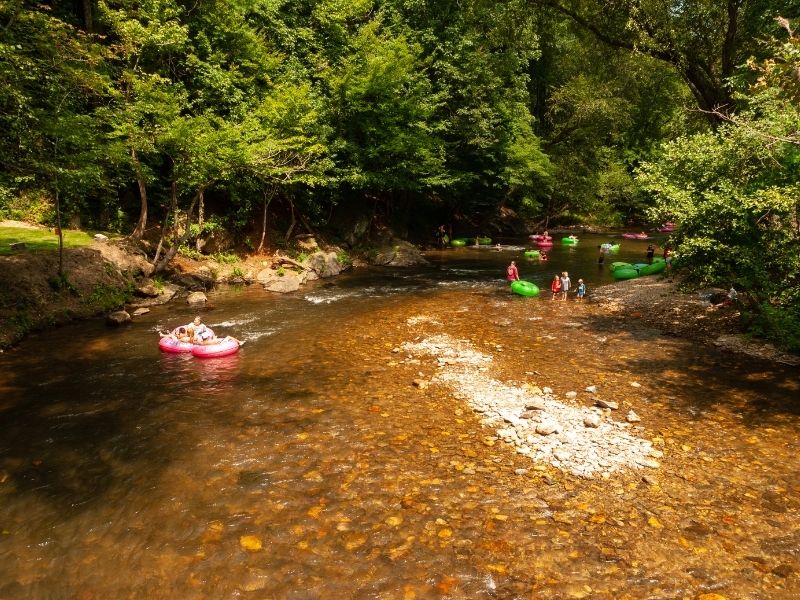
xmin=608 ymin=243 xmax=620 ymax=252
xmin=524 ymin=250 xmax=540 ymax=258
xmin=477 ymin=237 xmax=492 ymax=245
xmin=562 ymin=237 xmax=579 ymax=244
xmin=610 ymin=262 xmax=632 ymax=271
xmin=510 ymin=280 xmax=540 ymax=297
xmin=450 ymin=238 xmax=467 ymax=247
xmin=638 ymin=260 xmax=666 ymax=276
xmin=613 ymin=268 xmax=640 ymax=280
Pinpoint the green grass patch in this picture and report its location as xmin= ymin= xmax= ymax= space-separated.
xmin=0 ymin=225 xmax=95 ymax=255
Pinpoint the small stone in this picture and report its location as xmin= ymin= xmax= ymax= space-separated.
xmin=519 ymin=410 xmax=541 ymax=420
xmin=131 ymin=307 xmax=150 ymax=316
xmin=630 ymin=381 xmax=641 ymax=388
xmin=93 ymin=233 xmax=109 ymax=241
xmin=649 ymin=449 xmax=664 ymax=458
xmin=636 ymin=458 xmax=661 ymax=469
xmin=536 ymin=421 xmax=559 ymax=436
xmin=642 ymin=475 xmax=658 ymax=485
xmin=524 ymin=398 xmax=546 ymax=411
xmin=542 ymin=387 xmax=553 ymax=395
xmin=412 ymin=379 xmax=428 ymax=389
xmin=626 ymin=410 xmax=641 ymax=423
xmin=583 ymin=414 xmax=601 ymax=428
xmin=565 ymin=391 xmax=578 ymax=400
xmin=585 ymin=385 xmax=597 ymax=393
xmin=595 ymin=398 xmax=619 ymax=410
xmin=514 ymin=468 xmax=529 ymax=476
xmin=392 ymin=347 xmax=401 ymax=353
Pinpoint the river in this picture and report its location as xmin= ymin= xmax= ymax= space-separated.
xmin=1 ymin=235 xmax=798 ymax=599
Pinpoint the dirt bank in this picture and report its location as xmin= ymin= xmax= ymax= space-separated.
xmin=591 ymin=276 xmax=799 ymax=366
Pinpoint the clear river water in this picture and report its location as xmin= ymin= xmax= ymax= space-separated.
xmin=1 ymin=235 xmax=798 ymax=599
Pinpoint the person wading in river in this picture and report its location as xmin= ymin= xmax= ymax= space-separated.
xmin=506 ymin=260 xmax=520 ymax=282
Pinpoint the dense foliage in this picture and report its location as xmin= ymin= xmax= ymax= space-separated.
xmin=638 ymin=20 xmax=800 ymax=351
xmin=0 ymin=1 xmax=798 ymax=349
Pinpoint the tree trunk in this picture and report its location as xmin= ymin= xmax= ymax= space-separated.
xmin=195 ymin=190 xmax=204 ymax=252
xmin=256 ymin=186 xmax=275 ymax=254
xmin=153 ymin=185 xmax=203 ymax=274
xmin=130 ymin=147 xmax=148 ymax=240
xmin=81 ymin=0 xmax=94 ymax=33
xmin=56 ymin=190 xmax=64 ymax=278
xmin=152 ymin=181 xmax=177 ymax=267
xmin=284 ymin=196 xmax=297 ymax=242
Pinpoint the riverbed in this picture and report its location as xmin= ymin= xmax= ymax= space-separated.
xmin=1 ymin=236 xmax=798 ymax=599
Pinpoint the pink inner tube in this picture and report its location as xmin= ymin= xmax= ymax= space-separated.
xmin=191 ymin=338 xmax=240 ymax=358
xmin=158 ymin=336 xmax=194 ymax=353
xmin=529 ymin=234 xmax=552 ymax=241
xmin=535 ymin=240 xmax=554 ymax=248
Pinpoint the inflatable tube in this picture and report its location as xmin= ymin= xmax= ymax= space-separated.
xmin=622 ymin=233 xmax=649 ymax=240
xmin=477 ymin=237 xmax=492 ymax=245
xmin=529 ymin=234 xmax=552 ymax=242
xmin=524 ymin=250 xmax=540 ymax=258
xmin=639 ymin=260 xmax=666 ymax=276
xmin=159 ymin=337 xmax=194 ymax=353
xmin=608 ymin=243 xmax=620 ymax=252
xmin=510 ymin=280 xmax=540 ymax=297
xmin=535 ymin=240 xmax=554 ymax=249
xmin=192 ymin=338 xmax=240 ymax=358
xmin=610 ymin=262 xmax=632 ymax=271
xmin=450 ymin=238 xmax=467 ymax=247
xmin=613 ymin=268 xmax=640 ymax=280
xmin=561 ymin=237 xmax=579 ymax=245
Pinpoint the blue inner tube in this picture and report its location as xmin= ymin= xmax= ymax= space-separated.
xmin=510 ymin=280 xmax=540 ymax=297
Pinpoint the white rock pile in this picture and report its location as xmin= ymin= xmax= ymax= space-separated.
xmin=400 ymin=332 xmax=661 ymax=479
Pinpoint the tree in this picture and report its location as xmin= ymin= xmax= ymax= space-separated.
xmin=532 ymin=0 xmax=800 ymax=120
xmin=637 ymin=18 xmax=800 ymax=350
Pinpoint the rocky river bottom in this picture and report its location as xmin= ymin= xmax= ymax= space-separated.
xmin=0 ymin=270 xmax=798 ymax=599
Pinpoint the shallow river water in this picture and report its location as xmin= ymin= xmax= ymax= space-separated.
xmin=1 ymin=236 xmax=798 ymax=599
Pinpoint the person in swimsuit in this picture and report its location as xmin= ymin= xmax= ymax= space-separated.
xmin=550 ymin=274 xmax=561 ymax=300
xmin=506 ymin=261 xmax=520 ymax=282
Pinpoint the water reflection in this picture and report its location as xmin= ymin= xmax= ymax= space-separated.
xmin=0 ymin=239 xmax=798 ymax=598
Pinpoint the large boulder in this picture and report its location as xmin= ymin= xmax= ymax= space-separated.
xmin=371 ymin=240 xmax=428 ymax=267
xmin=257 ymin=267 xmax=309 ymax=293
xmin=169 ymin=266 xmax=215 ymax=291
xmin=307 ymin=251 xmax=343 ymax=278
xmin=106 ymin=310 xmax=131 ymax=326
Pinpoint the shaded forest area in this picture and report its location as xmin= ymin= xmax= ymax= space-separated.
xmin=0 ymin=1 xmax=798 ymax=350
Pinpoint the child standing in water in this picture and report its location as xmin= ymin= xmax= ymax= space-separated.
xmin=560 ymin=271 xmax=571 ymax=300
xmin=576 ymin=279 xmax=586 ymax=300
xmin=550 ymin=274 xmax=561 ymax=300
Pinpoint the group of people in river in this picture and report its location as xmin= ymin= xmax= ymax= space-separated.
xmin=506 ymin=261 xmax=586 ymax=301
xmin=549 ymin=271 xmax=585 ymax=301
xmin=160 ymin=316 xmax=242 ymax=346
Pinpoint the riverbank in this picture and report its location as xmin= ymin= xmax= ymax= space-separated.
xmin=1 ymin=227 xmax=797 ymax=366
xmin=591 ymin=277 xmax=799 ymax=366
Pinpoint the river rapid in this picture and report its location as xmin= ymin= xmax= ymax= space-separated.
xmin=1 ymin=236 xmax=798 ymax=599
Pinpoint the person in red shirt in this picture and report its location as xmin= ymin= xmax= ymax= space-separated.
xmin=506 ymin=260 xmax=520 ymax=281
xmin=550 ymin=274 xmax=561 ymax=300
